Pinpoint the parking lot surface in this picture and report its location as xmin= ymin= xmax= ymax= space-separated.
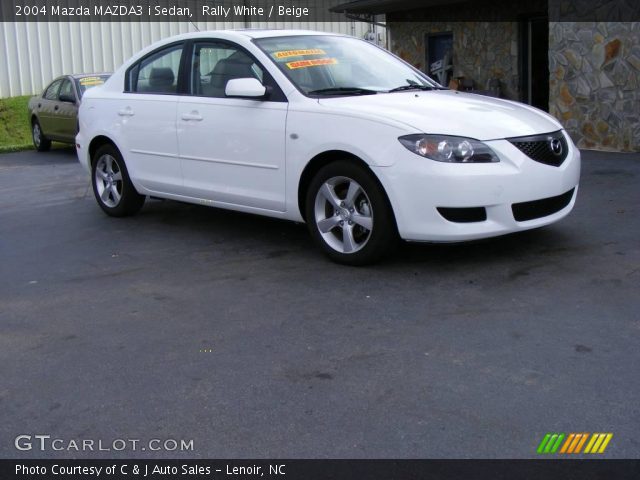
xmin=1 ymin=148 xmax=638 ymax=458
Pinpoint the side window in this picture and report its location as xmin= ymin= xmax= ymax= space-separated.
xmin=44 ymin=79 xmax=63 ymax=100
xmin=130 ymin=44 xmax=183 ymax=94
xmin=59 ymin=79 xmax=75 ymax=100
xmin=191 ymin=42 xmax=264 ymax=98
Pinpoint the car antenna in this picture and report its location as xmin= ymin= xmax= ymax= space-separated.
xmin=190 ymin=20 xmax=200 ymax=32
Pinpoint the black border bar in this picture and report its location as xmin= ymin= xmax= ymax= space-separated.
xmin=3 ymin=459 xmax=640 ymax=480
xmin=2 ymin=0 xmax=640 ymax=22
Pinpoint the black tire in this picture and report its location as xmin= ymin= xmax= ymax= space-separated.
xmin=305 ymin=160 xmax=398 ymax=265
xmin=91 ymin=144 xmax=145 ymax=217
xmin=32 ymin=119 xmax=51 ymax=152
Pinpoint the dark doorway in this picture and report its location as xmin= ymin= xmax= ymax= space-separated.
xmin=425 ymin=32 xmax=453 ymax=86
xmin=519 ymin=16 xmax=549 ymax=111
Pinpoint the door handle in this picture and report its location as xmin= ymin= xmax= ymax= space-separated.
xmin=117 ymin=107 xmax=135 ymax=117
xmin=54 ymin=105 xmax=59 ymax=111
xmin=181 ymin=112 xmax=203 ymax=122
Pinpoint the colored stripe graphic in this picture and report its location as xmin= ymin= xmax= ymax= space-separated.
xmin=584 ymin=433 xmax=599 ymax=453
xmin=574 ymin=433 xmax=589 ymax=453
xmin=560 ymin=434 xmax=575 ymax=453
xmin=585 ymin=433 xmax=614 ymax=453
xmin=544 ymin=434 xmax=558 ymax=453
xmin=567 ymin=433 xmax=582 ymax=453
xmin=550 ymin=434 xmax=565 ymax=453
xmin=537 ymin=433 xmax=565 ymax=454
xmin=537 ymin=434 xmax=552 ymax=454
xmin=598 ymin=433 xmax=613 ymax=453
xmin=538 ymin=433 xmax=613 ymax=454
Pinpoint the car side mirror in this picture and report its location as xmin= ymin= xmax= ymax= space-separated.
xmin=59 ymin=93 xmax=76 ymax=104
xmin=225 ymin=78 xmax=267 ymax=99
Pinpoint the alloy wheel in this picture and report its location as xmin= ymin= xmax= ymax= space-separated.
xmin=94 ymin=154 xmax=123 ymax=208
xmin=313 ymin=176 xmax=374 ymax=254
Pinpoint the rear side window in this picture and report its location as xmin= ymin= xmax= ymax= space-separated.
xmin=128 ymin=44 xmax=183 ymax=94
xmin=44 ymin=79 xmax=63 ymax=100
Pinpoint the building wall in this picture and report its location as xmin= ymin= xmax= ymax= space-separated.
xmin=0 ymin=18 xmax=371 ymax=98
xmin=388 ymin=21 xmax=519 ymax=100
xmin=549 ymin=22 xmax=640 ymax=152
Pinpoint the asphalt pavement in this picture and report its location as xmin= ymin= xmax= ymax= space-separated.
xmin=0 ymin=147 xmax=638 ymax=458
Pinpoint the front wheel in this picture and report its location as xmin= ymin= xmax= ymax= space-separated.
xmin=305 ymin=161 xmax=397 ymax=265
xmin=91 ymin=144 xmax=145 ymax=217
xmin=32 ymin=120 xmax=51 ymax=152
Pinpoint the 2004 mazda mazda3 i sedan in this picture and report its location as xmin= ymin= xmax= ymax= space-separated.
xmin=76 ymin=30 xmax=580 ymax=265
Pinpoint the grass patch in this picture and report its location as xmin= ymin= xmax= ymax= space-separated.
xmin=0 ymin=95 xmax=33 ymax=152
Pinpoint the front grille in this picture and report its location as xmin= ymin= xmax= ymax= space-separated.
xmin=508 ymin=131 xmax=568 ymax=167
xmin=512 ymin=188 xmax=575 ymax=222
xmin=437 ymin=207 xmax=487 ymax=223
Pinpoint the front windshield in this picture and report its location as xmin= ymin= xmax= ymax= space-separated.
xmin=255 ymin=35 xmax=440 ymax=96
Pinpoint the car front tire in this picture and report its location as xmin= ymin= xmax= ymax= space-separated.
xmin=91 ymin=144 xmax=145 ymax=217
xmin=32 ymin=120 xmax=51 ymax=152
xmin=305 ymin=160 xmax=397 ymax=265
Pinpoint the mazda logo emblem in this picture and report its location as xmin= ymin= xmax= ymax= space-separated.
xmin=550 ymin=138 xmax=563 ymax=156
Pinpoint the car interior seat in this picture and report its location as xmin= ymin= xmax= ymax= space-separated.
xmin=204 ymin=56 xmax=256 ymax=97
xmin=148 ymin=67 xmax=175 ymax=93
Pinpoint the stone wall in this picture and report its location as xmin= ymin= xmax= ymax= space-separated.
xmin=388 ymin=21 xmax=520 ymax=101
xmin=549 ymin=22 xmax=640 ymax=151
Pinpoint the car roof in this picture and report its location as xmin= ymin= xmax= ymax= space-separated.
xmin=70 ymin=73 xmax=111 ymax=79
xmin=231 ymin=29 xmax=341 ymax=39
xmin=161 ymin=29 xmax=343 ymax=43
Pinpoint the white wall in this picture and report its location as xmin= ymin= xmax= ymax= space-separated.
xmin=0 ymin=19 xmax=377 ymax=97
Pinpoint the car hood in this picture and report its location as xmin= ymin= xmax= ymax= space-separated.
xmin=318 ymin=90 xmax=563 ymax=140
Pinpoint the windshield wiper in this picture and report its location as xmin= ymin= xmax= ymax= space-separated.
xmin=308 ymin=87 xmax=379 ymax=96
xmin=387 ymin=85 xmax=443 ymax=93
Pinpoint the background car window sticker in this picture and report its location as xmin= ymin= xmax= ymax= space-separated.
xmin=286 ymin=58 xmax=338 ymax=70
xmin=79 ymin=77 xmax=105 ymax=87
xmin=273 ymin=49 xmax=326 ymax=59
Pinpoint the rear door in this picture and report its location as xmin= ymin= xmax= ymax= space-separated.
xmin=116 ymin=42 xmax=185 ymax=193
xmin=52 ymin=77 xmax=78 ymax=141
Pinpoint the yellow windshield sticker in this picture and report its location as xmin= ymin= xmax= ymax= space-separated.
xmin=286 ymin=58 xmax=337 ymax=70
xmin=79 ymin=77 xmax=105 ymax=86
xmin=274 ymin=49 xmax=326 ymax=59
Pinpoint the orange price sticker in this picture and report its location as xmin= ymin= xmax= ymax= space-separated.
xmin=286 ymin=58 xmax=338 ymax=70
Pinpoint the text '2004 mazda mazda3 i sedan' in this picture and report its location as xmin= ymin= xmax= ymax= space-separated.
xmin=76 ymin=30 xmax=580 ymax=265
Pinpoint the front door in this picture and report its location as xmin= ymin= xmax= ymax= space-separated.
xmin=177 ymin=41 xmax=287 ymax=212
xmin=38 ymin=78 xmax=64 ymax=135
xmin=53 ymin=77 xmax=79 ymax=141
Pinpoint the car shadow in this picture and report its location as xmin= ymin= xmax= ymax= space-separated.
xmin=0 ymin=146 xmax=77 ymax=167
xmin=137 ymin=197 xmax=578 ymax=271
xmin=394 ymin=227 xmax=573 ymax=266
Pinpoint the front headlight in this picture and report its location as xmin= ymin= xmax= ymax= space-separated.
xmin=398 ymin=134 xmax=499 ymax=163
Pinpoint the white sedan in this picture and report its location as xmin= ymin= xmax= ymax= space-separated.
xmin=77 ymin=30 xmax=580 ymax=265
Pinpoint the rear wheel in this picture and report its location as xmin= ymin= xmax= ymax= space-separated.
xmin=305 ymin=161 xmax=397 ymax=265
xmin=32 ymin=120 xmax=51 ymax=152
xmin=91 ymin=144 xmax=145 ymax=217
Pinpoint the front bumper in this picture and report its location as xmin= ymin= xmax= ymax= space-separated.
xmin=372 ymin=131 xmax=581 ymax=242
